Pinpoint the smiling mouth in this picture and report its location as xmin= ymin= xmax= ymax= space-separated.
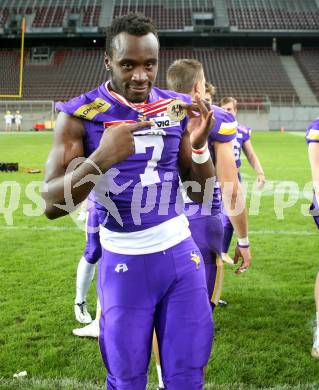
xmin=129 ymin=85 xmax=149 ymax=92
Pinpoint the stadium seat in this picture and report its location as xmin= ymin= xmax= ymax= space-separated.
xmin=226 ymin=0 xmax=319 ymax=31
xmin=294 ymin=49 xmax=319 ymax=101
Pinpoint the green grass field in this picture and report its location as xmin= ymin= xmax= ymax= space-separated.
xmin=1 ymin=131 xmax=319 ymax=390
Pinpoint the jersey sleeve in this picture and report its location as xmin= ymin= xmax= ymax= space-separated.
xmin=55 ymin=86 xmax=111 ymax=121
xmin=55 ymin=96 xmax=83 ymax=116
xmin=242 ymin=125 xmax=252 ymax=143
xmin=306 ymin=119 xmax=319 ymax=144
xmin=208 ymin=106 xmax=237 ymax=144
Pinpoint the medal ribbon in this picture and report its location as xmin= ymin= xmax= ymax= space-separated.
xmin=106 ymin=81 xmax=174 ymax=117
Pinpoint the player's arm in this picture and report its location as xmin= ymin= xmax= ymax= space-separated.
xmin=214 ymin=140 xmax=251 ymax=273
xmin=42 ymin=112 xmax=151 ymax=219
xmin=242 ymin=140 xmax=265 ymax=189
xmin=308 ymin=142 xmax=319 ymax=203
xmin=178 ymin=95 xmax=215 ymax=202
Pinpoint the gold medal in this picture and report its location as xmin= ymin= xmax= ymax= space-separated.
xmin=166 ymin=99 xmax=187 ymax=121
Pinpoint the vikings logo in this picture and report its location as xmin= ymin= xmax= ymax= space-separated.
xmin=190 ymin=250 xmax=201 ymax=269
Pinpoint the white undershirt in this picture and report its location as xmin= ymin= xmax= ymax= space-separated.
xmin=99 ymin=214 xmax=190 ymax=255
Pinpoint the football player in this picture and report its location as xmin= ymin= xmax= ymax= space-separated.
xmin=204 ymin=82 xmax=216 ymax=105
xmin=74 ymin=196 xmax=101 ymax=324
xmin=150 ymin=59 xmax=251 ymax=389
xmin=42 ymin=14 xmax=218 ymax=389
xmin=306 ymin=116 xmax=319 ymax=358
xmin=4 ymin=110 xmax=13 ymax=132
xmin=220 ymin=97 xmax=265 ymax=262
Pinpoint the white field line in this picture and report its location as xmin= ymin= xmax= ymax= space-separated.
xmin=0 ymin=377 xmax=104 ymax=389
xmin=0 ymin=225 xmax=316 ymax=236
xmin=286 ymin=132 xmax=306 ymax=137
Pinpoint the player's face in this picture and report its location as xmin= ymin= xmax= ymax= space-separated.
xmin=105 ymin=32 xmax=159 ymax=103
xmin=204 ymin=92 xmax=212 ymax=105
xmin=221 ymin=101 xmax=237 ymax=116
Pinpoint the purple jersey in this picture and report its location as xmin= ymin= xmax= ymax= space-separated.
xmin=233 ymin=124 xmax=251 ymax=168
xmin=56 ymin=83 xmax=191 ymax=233
xmin=185 ymin=106 xmax=237 ymax=219
xmin=306 ymin=117 xmax=319 ymax=144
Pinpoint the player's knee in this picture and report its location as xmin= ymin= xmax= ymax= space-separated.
xmin=163 ymin=368 xmax=204 ymax=390
xmin=106 ymin=372 xmax=147 ymax=390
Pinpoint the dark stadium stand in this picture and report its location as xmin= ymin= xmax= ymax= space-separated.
xmin=111 ymin=0 xmax=213 ymax=30
xmin=158 ymin=48 xmax=299 ymax=105
xmin=113 ymin=4 xmax=193 ymax=30
xmin=294 ymin=49 xmax=319 ymax=101
xmin=0 ymin=0 xmax=214 ymax=31
xmin=0 ymin=50 xmax=20 ymax=95
xmin=1 ymin=0 xmax=318 ymax=32
xmin=0 ymin=47 xmax=301 ymax=105
xmin=113 ymin=0 xmax=205 ymax=30
xmin=227 ymin=0 xmax=319 ymax=30
xmin=0 ymin=1 xmax=317 ymax=107
xmin=0 ymin=0 xmax=101 ymax=29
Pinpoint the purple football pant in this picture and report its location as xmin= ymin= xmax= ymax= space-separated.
xmin=221 ymin=209 xmax=234 ymax=253
xmin=97 ymin=237 xmax=214 ymax=389
xmin=84 ymin=205 xmax=101 ymax=264
xmin=189 ymin=215 xmax=224 ymax=308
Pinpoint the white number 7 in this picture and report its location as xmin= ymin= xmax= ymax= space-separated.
xmin=134 ymin=135 xmax=164 ymax=187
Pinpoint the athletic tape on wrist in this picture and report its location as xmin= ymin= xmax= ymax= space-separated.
xmin=237 ymin=237 xmax=250 ymax=247
xmin=191 ymin=142 xmax=210 ymax=164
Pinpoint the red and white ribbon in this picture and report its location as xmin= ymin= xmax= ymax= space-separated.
xmin=106 ymin=81 xmax=174 ymax=117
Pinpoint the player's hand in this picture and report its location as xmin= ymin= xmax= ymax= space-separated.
xmin=233 ymin=245 xmax=251 ymax=274
xmin=93 ymin=121 xmax=153 ymax=171
xmin=256 ymin=173 xmax=266 ymax=189
xmin=184 ymin=93 xmax=215 ymax=149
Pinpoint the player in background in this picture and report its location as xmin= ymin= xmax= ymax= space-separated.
xmin=203 ymin=80 xmax=228 ymax=307
xmin=204 ymin=82 xmax=216 ymax=105
xmin=149 ymin=59 xmax=251 ymax=390
xmin=4 ymin=110 xmax=13 ymax=132
xmin=14 ymin=110 xmax=22 ymax=131
xmin=42 ymin=14 xmax=217 ymax=389
xmin=74 ymin=196 xmax=100 ymax=324
xmin=72 ymin=196 xmax=101 ymax=337
xmin=306 ymin=117 xmax=319 ymax=358
xmin=220 ymin=97 xmax=265 ymax=263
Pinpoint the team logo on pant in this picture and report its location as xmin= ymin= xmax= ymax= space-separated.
xmin=115 ymin=263 xmax=128 ymax=273
xmin=190 ymin=250 xmax=201 ymax=269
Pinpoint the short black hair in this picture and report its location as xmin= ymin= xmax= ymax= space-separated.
xmin=105 ymin=13 xmax=158 ymax=57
